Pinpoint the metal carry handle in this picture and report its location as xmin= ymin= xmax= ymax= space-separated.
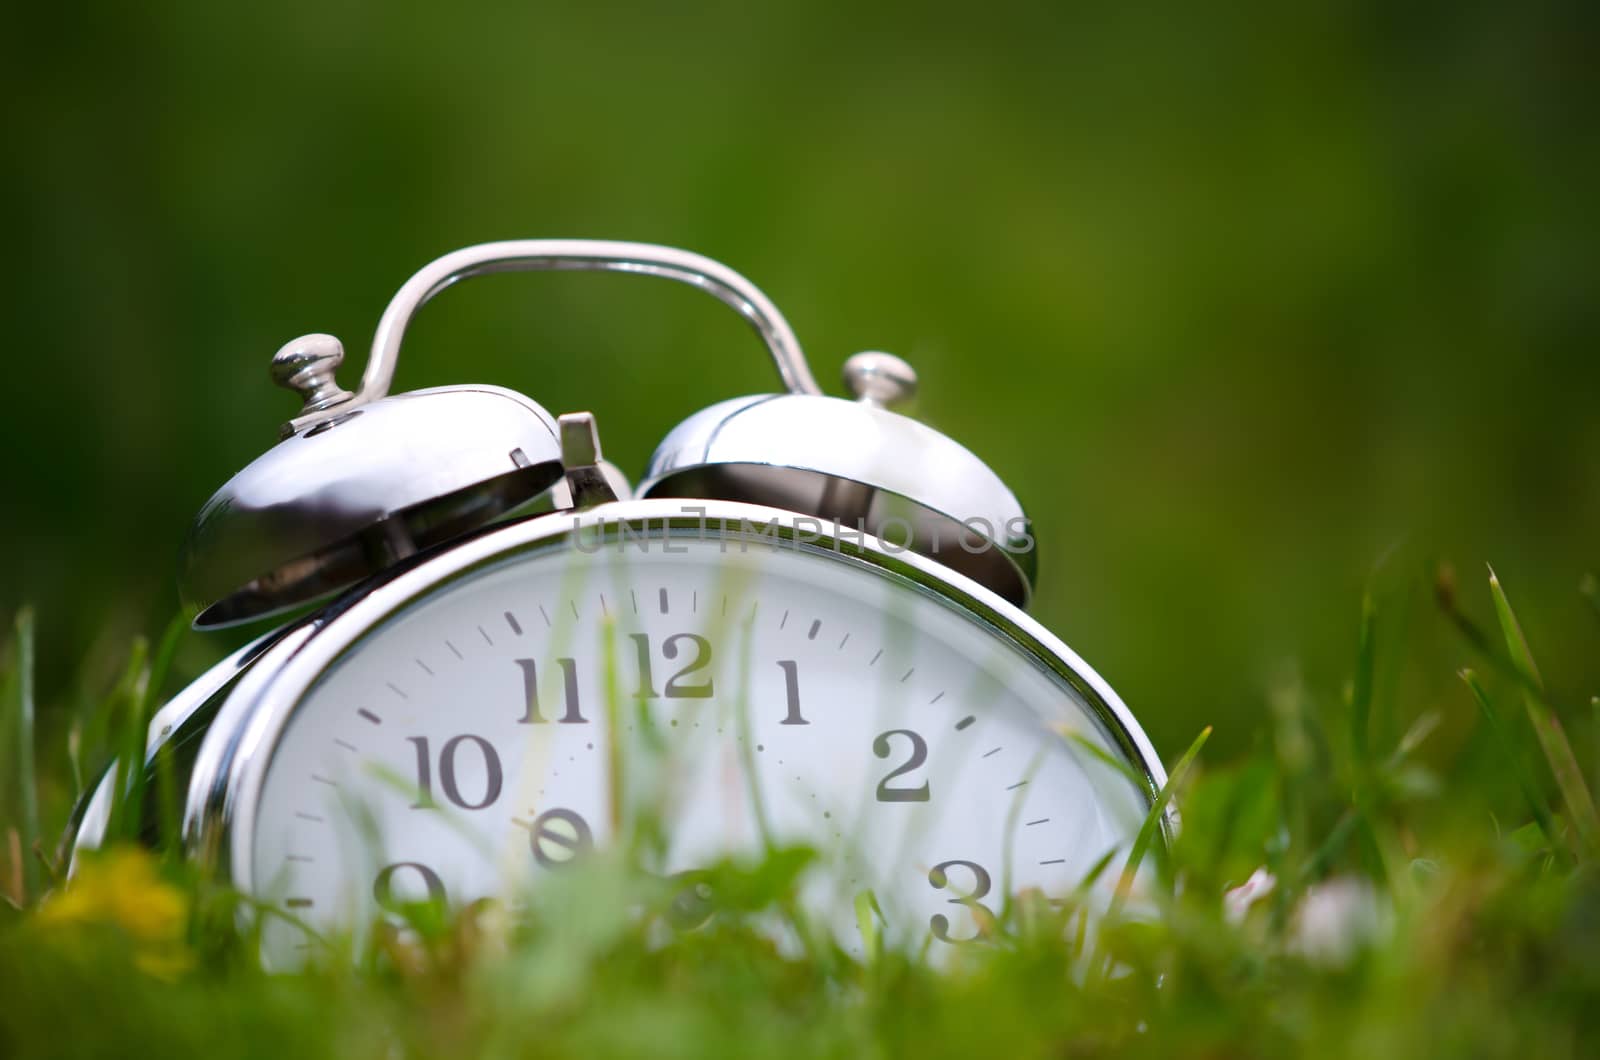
xmin=289 ymin=239 xmax=819 ymax=433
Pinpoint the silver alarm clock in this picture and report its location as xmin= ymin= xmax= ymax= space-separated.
xmin=72 ymin=240 xmax=1165 ymax=961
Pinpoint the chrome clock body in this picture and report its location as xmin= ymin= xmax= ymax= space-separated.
xmin=68 ymin=238 xmax=1168 ymax=962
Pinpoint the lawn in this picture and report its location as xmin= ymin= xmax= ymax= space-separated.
xmin=2 ymin=563 xmax=1597 ymax=1058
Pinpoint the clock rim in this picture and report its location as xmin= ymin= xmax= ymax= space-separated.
xmin=182 ymin=498 xmax=1170 ymax=898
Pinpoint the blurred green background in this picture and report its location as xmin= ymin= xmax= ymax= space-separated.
xmin=2 ymin=1 xmax=1595 ymax=759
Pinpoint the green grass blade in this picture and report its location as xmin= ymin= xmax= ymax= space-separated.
xmin=1393 ymin=709 xmax=1442 ymax=760
xmin=1068 ymin=731 xmax=1175 ymax=885
xmin=1489 ymin=567 xmax=1600 ymax=855
xmin=1461 ymin=669 xmax=1566 ymax=861
xmin=601 ymin=620 xmax=625 ymax=838
xmin=1349 ymin=590 xmax=1377 ymax=770
xmin=1109 ymin=725 xmax=1211 ymax=912
xmin=12 ymin=610 xmax=39 ymax=902
xmin=1593 ymin=696 xmax=1600 ymax=803
xmin=1091 ymin=725 xmax=1209 ymax=978
xmin=103 ymin=638 xmax=150 ymax=845
xmin=146 ymin=614 xmax=188 ymax=853
xmin=853 ymin=889 xmax=884 ymax=965
xmin=1489 ymin=566 xmax=1544 ymax=690
xmin=1 ymin=622 xmax=21 ymax=905
xmin=1437 ymin=561 xmax=1495 ymax=657
xmin=1067 ymin=730 xmax=1148 ymax=792
xmin=1301 ymin=806 xmax=1361 ymax=884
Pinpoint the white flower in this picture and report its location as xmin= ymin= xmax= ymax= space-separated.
xmin=1293 ymin=877 xmax=1388 ymax=966
xmin=1223 ymin=866 xmax=1277 ymax=925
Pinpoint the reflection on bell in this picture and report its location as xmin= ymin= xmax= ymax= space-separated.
xmin=638 ymin=351 xmax=1035 ymax=607
xmin=179 ymin=332 xmax=569 ymax=628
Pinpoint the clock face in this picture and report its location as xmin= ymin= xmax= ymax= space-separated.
xmin=226 ymin=510 xmax=1159 ymax=963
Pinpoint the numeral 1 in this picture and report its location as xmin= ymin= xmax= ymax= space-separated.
xmin=515 ymin=658 xmax=585 ymax=724
xmin=776 ymin=660 xmax=808 ymax=725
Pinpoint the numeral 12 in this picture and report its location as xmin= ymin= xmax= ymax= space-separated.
xmin=630 ymin=633 xmax=714 ymax=699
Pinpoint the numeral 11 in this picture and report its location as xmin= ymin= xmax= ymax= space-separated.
xmin=515 ymin=658 xmax=585 ymax=724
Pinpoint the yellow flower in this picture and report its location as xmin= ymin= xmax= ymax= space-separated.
xmin=37 ymin=846 xmax=194 ymax=979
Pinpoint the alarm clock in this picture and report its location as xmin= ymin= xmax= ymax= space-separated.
xmin=71 ymin=240 xmax=1166 ymax=961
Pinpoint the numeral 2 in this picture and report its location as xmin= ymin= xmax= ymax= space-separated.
xmin=873 ymin=728 xmax=931 ymax=802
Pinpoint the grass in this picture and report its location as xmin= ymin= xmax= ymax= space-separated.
xmin=2 ymin=565 xmax=1599 ymax=1058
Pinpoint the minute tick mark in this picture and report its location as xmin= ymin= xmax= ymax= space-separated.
xmin=311 ymin=774 xmax=337 ymax=788
xmin=838 ymin=632 xmax=850 ymax=650
xmin=982 ymin=747 xmax=1002 ymax=758
xmin=334 ymin=738 xmax=358 ymax=752
xmin=478 ymin=626 xmax=493 ymax=646
xmin=539 ymin=605 xmax=552 ymax=627
xmin=868 ymin=649 xmax=883 ymax=666
xmin=1039 ymin=858 xmax=1066 ymax=866
xmin=415 ymin=658 xmax=434 ymax=676
xmin=900 ymin=668 xmax=915 ymax=683
xmin=386 ymin=682 xmax=408 ymax=700
xmin=1025 ymin=817 xmax=1049 ymax=827
xmin=1006 ymin=780 xmax=1028 ymax=791
xmin=294 ymin=812 xmax=324 ymax=823
xmin=779 ymin=609 xmax=789 ymax=630
xmin=445 ymin=640 xmax=463 ymax=660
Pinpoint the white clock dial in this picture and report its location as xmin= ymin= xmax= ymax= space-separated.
xmin=234 ymin=525 xmax=1155 ymax=962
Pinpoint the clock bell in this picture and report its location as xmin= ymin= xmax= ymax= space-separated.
xmin=178 ymin=240 xmax=1034 ymax=632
